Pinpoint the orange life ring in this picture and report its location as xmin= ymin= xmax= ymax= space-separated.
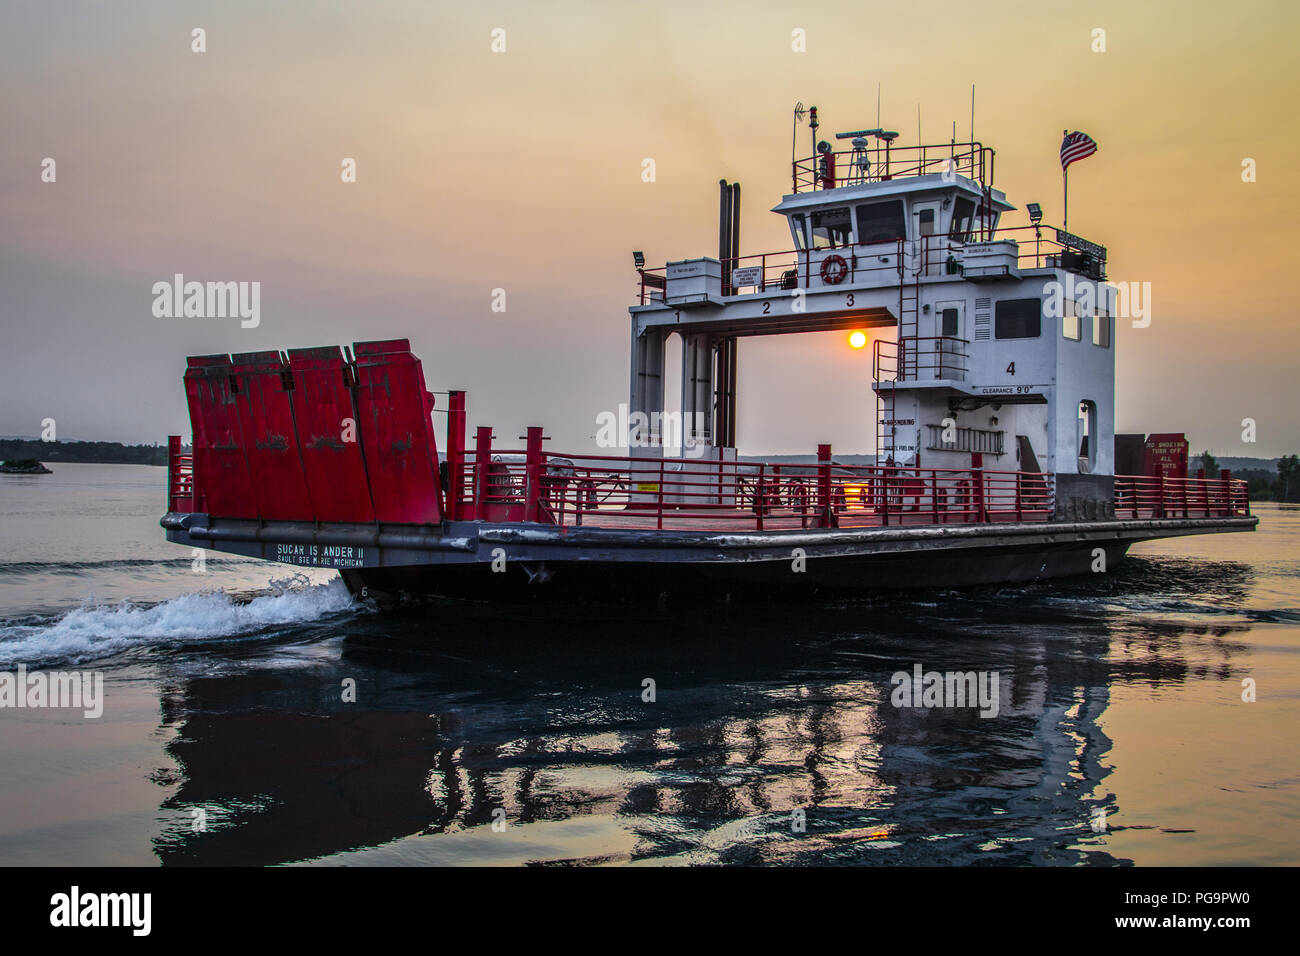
xmin=820 ymin=254 xmax=848 ymax=284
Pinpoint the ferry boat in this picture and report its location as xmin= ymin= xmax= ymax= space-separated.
xmin=161 ymin=108 xmax=1256 ymax=603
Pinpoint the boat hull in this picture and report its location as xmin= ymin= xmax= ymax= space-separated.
xmin=162 ymin=512 xmax=1256 ymax=604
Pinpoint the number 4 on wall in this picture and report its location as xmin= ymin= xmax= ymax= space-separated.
xmin=1006 ymin=362 xmax=1016 ymax=375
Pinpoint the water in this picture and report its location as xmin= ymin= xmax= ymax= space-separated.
xmin=0 ymin=463 xmax=1295 ymax=866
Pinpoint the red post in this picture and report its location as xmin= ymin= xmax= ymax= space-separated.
xmin=523 ymin=426 xmax=545 ymax=523
xmin=817 ymin=443 xmax=836 ymax=528
xmin=445 ymin=390 xmax=466 ymax=520
xmin=657 ymin=458 xmax=665 ymax=531
xmin=472 ymin=426 xmax=493 ymax=520
xmin=971 ymin=453 xmax=986 ymax=523
xmin=1220 ymin=467 xmax=1232 ymax=517
xmin=167 ymin=435 xmax=182 ymax=512
xmin=1158 ymin=474 xmax=1167 ymax=519
xmin=881 ymin=461 xmax=891 ymax=527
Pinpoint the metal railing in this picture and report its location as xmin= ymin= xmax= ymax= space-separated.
xmin=874 ymin=336 xmax=968 ymax=382
xmin=167 ymin=435 xmax=195 ymax=512
xmin=636 ymin=222 xmax=1104 ymax=305
xmin=1114 ymin=475 xmax=1251 ymax=519
xmin=926 ymin=425 xmax=1005 ymax=456
xmin=791 ymin=142 xmax=995 ymax=194
xmin=450 ymin=447 xmax=1055 ymax=532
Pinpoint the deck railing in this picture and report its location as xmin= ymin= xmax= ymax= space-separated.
xmin=1114 ymin=474 xmax=1250 ymax=519
xmin=167 ymin=435 xmax=195 ymax=513
xmin=874 ymin=336 xmax=968 ymax=382
xmin=449 ymin=447 xmax=1055 ymax=532
xmin=636 ymin=223 xmax=1102 ymax=305
xmin=444 ymin=437 xmax=1251 ymax=532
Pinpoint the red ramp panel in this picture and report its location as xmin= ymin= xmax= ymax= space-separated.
xmin=352 ymin=339 xmax=444 ymax=524
xmin=183 ymin=354 xmax=259 ymax=518
xmin=286 ymin=346 xmax=375 ymax=524
xmin=228 ymin=351 xmax=315 ymax=521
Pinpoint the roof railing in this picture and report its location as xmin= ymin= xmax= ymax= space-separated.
xmin=792 ymin=141 xmax=996 ymax=194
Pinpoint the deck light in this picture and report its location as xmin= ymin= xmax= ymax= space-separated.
xmin=633 ymin=251 xmax=646 ymax=269
xmin=1027 ymin=203 xmax=1043 ymax=225
xmin=849 ymin=331 xmax=867 ymax=349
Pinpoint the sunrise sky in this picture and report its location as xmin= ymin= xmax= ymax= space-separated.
xmin=2 ymin=0 xmax=1297 ymax=457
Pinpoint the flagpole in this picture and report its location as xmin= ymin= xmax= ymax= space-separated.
xmin=1062 ymin=129 xmax=1069 ymax=231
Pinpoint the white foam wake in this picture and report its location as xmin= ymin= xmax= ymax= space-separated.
xmin=0 ymin=576 xmax=357 ymax=667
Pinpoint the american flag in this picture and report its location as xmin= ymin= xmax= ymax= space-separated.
xmin=1060 ymin=130 xmax=1097 ymax=170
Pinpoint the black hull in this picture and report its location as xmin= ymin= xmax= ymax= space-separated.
xmin=340 ymin=539 xmax=1134 ymax=604
xmin=162 ymin=511 xmax=1256 ymax=607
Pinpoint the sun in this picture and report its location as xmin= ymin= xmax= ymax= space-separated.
xmin=849 ymin=331 xmax=867 ymax=349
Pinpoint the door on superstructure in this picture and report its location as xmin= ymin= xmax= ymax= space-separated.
xmin=910 ymin=200 xmax=941 ymax=276
xmin=935 ymin=300 xmax=965 ymax=380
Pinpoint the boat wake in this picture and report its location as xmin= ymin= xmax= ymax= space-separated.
xmin=0 ymin=575 xmax=357 ymax=668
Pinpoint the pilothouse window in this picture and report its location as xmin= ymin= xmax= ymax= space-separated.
xmin=950 ymin=197 xmax=976 ymax=241
xmin=790 ymin=213 xmax=808 ymax=250
xmin=810 ymin=207 xmax=852 ymax=248
xmin=856 ymin=200 xmax=907 ymax=244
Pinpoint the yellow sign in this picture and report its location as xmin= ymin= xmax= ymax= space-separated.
xmin=636 ymin=483 xmax=660 ymax=493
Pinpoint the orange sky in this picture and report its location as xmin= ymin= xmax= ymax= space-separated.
xmin=2 ymin=0 xmax=1297 ymax=457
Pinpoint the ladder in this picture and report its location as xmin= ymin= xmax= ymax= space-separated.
xmin=876 ymin=245 xmax=922 ymax=463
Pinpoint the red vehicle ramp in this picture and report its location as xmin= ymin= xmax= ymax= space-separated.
xmin=180 ymin=340 xmax=443 ymax=525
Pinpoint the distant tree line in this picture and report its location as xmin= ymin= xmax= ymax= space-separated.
xmin=1195 ymin=449 xmax=1300 ymax=502
xmin=1275 ymin=455 xmax=1300 ymax=503
xmin=0 ymin=440 xmax=170 ymax=466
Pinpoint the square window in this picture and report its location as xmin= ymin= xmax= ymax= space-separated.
xmin=1092 ymin=313 xmax=1110 ymax=348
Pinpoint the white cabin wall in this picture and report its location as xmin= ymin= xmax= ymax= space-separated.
xmin=1052 ymin=279 xmax=1117 ymax=476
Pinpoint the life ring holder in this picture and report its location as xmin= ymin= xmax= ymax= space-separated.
xmin=820 ymin=254 xmax=849 ymax=285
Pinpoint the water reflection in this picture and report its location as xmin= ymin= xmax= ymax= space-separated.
xmin=152 ymin=558 xmax=1258 ymax=865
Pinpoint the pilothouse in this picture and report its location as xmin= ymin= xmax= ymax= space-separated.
xmin=631 ymin=107 xmax=1112 ymax=519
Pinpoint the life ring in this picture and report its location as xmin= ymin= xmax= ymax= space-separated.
xmin=820 ymin=254 xmax=848 ymax=285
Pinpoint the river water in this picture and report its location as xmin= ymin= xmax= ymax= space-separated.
xmin=0 ymin=463 xmax=1295 ymax=865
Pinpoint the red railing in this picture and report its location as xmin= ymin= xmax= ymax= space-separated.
xmin=167 ymin=435 xmax=195 ymax=513
xmin=439 ymin=425 xmax=1251 ymax=531
xmin=448 ymin=447 xmax=1055 ymax=532
xmin=1114 ymin=474 xmax=1250 ymax=519
xmin=636 ymin=223 xmax=1103 ymax=305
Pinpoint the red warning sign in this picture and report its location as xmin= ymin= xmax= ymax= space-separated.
xmin=1142 ymin=433 xmax=1188 ymax=479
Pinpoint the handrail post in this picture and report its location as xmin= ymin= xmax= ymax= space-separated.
xmin=167 ymin=435 xmax=182 ymax=511
xmin=657 ymin=458 xmax=665 ymax=530
xmin=523 ymin=426 xmax=545 ymax=522
xmin=446 ymin=390 xmax=466 ymax=520
xmin=756 ymin=463 xmax=766 ymax=531
xmin=1158 ymin=474 xmax=1166 ymax=519
xmin=881 ymin=463 xmax=890 ymax=527
xmin=817 ymin=443 xmax=834 ymax=528
xmin=971 ymin=453 xmax=986 ymax=523
xmin=473 ymin=425 xmax=493 ymax=520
